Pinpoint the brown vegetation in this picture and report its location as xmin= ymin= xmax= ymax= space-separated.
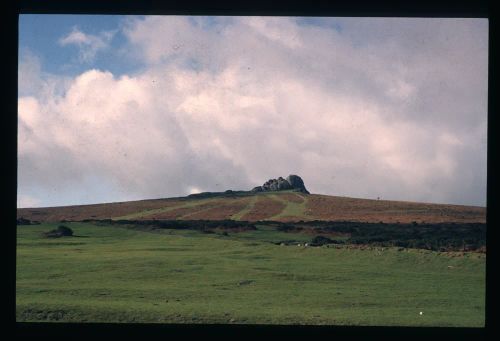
xmin=276 ymin=193 xmax=305 ymax=204
xmin=17 ymin=192 xmax=486 ymax=224
xmin=147 ymin=202 xmax=220 ymax=220
xmin=181 ymin=198 xmax=251 ymax=220
xmin=17 ymin=199 xmax=183 ymax=222
xmin=304 ymin=194 xmax=485 ymax=223
xmin=240 ymin=196 xmax=287 ymax=221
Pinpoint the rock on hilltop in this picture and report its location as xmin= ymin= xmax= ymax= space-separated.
xmin=251 ymin=174 xmax=310 ymax=194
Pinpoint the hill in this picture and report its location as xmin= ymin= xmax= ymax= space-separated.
xmin=16 ymin=174 xmax=486 ymax=326
xmin=17 ymin=190 xmax=486 ymax=224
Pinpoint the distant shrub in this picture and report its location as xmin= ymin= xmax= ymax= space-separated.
xmin=311 ymin=235 xmax=334 ymax=246
xmin=57 ymin=225 xmax=74 ymax=236
xmin=16 ymin=218 xmax=31 ymax=225
xmin=42 ymin=225 xmax=74 ymax=238
xmin=277 ymin=224 xmax=295 ymax=232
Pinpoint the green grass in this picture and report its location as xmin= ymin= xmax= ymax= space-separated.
xmin=268 ymin=193 xmax=308 ymax=220
xmin=16 ymin=222 xmax=485 ymax=326
xmin=231 ymin=196 xmax=258 ymax=221
xmin=113 ymin=198 xmax=220 ymax=220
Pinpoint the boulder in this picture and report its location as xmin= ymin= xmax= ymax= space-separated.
xmin=269 ymin=179 xmax=280 ymax=191
xmin=277 ymin=177 xmax=292 ymax=190
xmin=286 ymin=174 xmax=309 ymax=194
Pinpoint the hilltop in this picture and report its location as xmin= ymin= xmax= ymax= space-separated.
xmin=17 ymin=190 xmax=486 ymax=224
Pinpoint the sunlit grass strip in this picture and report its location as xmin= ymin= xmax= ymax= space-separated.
xmin=112 ymin=198 xmax=221 ymax=220
xmin=231 ymin=196 xmax=259 ymax=221
xmin=268 ymin=193 xmax=309 ymax=220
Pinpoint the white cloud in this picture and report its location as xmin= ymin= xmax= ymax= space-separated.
xmin=59 ymin=26 xmax=116 ymax=63
xmin=188 ymin=187 xmax=202 ymax=195
xmin=18 ymin=49 xmax=43 ymax=96
xmin=243 ymin=17 xmax=304 ymax=49
xmin=17 ymin=194 xmax=41 ymax=208
xmin=18 ymin=50 xmax=73 ymax=98
xmin=18 ymin=17 xmax=488 ymax=206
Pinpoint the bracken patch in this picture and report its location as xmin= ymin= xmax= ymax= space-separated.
xmin=240 ymin=196 xmax=286 ymax=221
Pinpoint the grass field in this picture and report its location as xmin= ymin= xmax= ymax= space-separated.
xmin=16 ymin=222 xmax=485 ymax=326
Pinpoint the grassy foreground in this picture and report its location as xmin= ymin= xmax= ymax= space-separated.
xmin=16 ymin=223 xmax=485 ymax=326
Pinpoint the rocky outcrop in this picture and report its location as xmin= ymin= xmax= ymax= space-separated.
xmin=251 ymin=174 xmax=310 ymax=194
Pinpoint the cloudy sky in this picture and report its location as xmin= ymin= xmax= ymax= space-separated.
xmin=18 ymin=15 xmax=488 ymax=208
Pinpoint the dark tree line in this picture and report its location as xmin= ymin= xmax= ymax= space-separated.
xmin=74 ymin=218 xmax=485 ymax=252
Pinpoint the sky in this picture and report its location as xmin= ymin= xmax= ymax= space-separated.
xmin=17 ymin=15 xmax=488 ymax=208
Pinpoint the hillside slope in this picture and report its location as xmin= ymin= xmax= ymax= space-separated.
xmin=17 ymin=191 xmax=486 ymax=223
